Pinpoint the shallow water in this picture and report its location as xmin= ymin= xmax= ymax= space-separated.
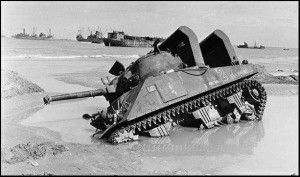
xmin=2 ymin=38 xmax=299 ymax=77
xmin=136 ymin=95 xmax=299 ymax=175
xmin=20 ymin=95 xmax=298 ymax=174
xmin=21 ymin=96 xmax=109 ymax=144
xmin=3 ymin=38 xmax=299 ymax=174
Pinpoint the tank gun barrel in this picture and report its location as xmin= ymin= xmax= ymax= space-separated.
xmin=43 ymin=88 xmax=107 ymax=104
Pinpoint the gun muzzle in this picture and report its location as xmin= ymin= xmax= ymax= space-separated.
xmin=43 ymin=89 xmax=107 ymax=104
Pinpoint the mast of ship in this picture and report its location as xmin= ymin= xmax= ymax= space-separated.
xmin=97 ymin=26 xmax=101 ymax=38
xmin=31 ymin=27 xmax=37 ymax=37
xmin=78 ymin=27 xmax=85 ymax=36
xmin=86 ymin=27 xmax=92 ymax=40
xmin=103 ymin=28 xmax=108 ymax=38
xmin=47 ymin=27 xmax=53 ymax=38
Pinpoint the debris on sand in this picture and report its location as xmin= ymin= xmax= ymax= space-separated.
xmin=2 ymin=142 xmax=68 ymax=164
xmin=251 ymin=64 xmax=298 ymax=85
xmin=1 ymin=69 xmax=44 ymax=98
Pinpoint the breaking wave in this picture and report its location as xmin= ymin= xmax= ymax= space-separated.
xmin=4 ymin=54 xmax=140 ymax=59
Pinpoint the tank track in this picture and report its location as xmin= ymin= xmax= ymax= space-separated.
xmin=107 ymin=79 xmax=267 ymax=144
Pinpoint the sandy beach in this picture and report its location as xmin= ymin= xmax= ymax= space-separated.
xmin=1 ymin=61 xmax=298 ymax=175
xmin=2 ymin=1 xmax=298 ymax=175
xmin=1 ymin=34 xmax=298 ymax=175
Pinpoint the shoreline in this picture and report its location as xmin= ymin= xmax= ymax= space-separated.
xmin=1 ymin=64 xmax=298 ymax=175
xmin=1 ymin=82 xmax=298 ymax=175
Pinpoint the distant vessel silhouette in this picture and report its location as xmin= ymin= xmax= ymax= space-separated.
xmin=237 ymin=42 xmax=249 ymax=48
xmin=12 ymin=28 xmax=54 ymax=40
xmin=76 ymin=26 xmax=104 ymax=44
xmin=103 ymin=30 xmax=164 ymax=47
xmin=76 ymin=31 xmax=104 ymax=43
xmin=237 ymin=41 xmax=265 ymax=49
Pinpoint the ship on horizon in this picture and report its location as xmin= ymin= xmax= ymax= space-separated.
xmin=76 ymin=27 xmax=104 ymax=44
xmin=103 ymin=30 xmax=164 ymax=47
xmin=11 ymin=28 xmax=54 ymax=40
xmin=237 ymin=41 xmax=265 ymax=49
xmin=76 ymin=31 xmax=104 ymax=43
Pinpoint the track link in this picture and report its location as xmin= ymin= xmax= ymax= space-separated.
xmin=107 ymin=79 xmax=267 ymax=144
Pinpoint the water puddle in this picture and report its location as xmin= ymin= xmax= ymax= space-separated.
xmin=21 ymin=96 xmax=109 ymax=144
xmin=20 ymin=92 xmax=298 ymax=174
xmin=129 ymin=121 xmax=264 ymax=157
xmin=21 ymin=93 xmax=298 ymax=172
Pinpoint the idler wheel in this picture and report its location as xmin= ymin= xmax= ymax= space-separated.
xmin=244 ymin=87 xmax=261 ymax=105
xmin=247 ymin=88 xmax=260 ymax=103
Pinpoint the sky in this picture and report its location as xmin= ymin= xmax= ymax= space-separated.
xmin=1 ymin=1 xmax=298 ymax=48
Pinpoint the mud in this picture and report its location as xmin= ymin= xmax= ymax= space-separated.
xmin=2 ymin=142 xmax=68 ymax=164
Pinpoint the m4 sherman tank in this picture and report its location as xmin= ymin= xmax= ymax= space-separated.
xmin=43 ymin=26 xmax=267 ymax=144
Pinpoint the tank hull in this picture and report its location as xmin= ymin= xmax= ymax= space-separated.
xmin=101 ymin=63 xmax=266 ymax=143
xmin=43 ymin=26 xmax=267 ymax=145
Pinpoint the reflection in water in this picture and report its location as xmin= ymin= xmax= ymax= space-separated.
xmin=135 ymin=121 xmax=264 ymax=156
xmin=90 ymin=121 xmax=265 ymax=157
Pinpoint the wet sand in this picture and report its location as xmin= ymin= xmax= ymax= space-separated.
xmin=1 ymin=55 xmax=299 ymax=175
xmin=1 ymin=83 xmax=298 ymax=175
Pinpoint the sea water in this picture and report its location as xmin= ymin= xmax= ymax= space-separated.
xmin=2 ymin=38 xmax=298 ymax=86
xmin=2 ymin=38 xmax=299 ymax=174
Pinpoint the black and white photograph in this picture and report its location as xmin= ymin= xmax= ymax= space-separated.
xmin=1 ymin=1 xmax=298 ymax=175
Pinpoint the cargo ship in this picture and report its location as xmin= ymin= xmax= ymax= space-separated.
xmin=76 ymin=28 xmax=103 ymax=44
xmin=237 ymin=42 xmax=249 ymax=48
xmin=237 ymin=41 xmax=265 ymax=49
xmin=76 ymin=34 xmax=89 ymax=42
xmin=251 ymin=41 xmax=265 ymax=49
xmin=103 ymin=31 xmax=163 ymax=47
xmin=11 ymin=28 xmax=54 ymax=40
xmin=89 ymin=31 xmax=103 ymax=44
